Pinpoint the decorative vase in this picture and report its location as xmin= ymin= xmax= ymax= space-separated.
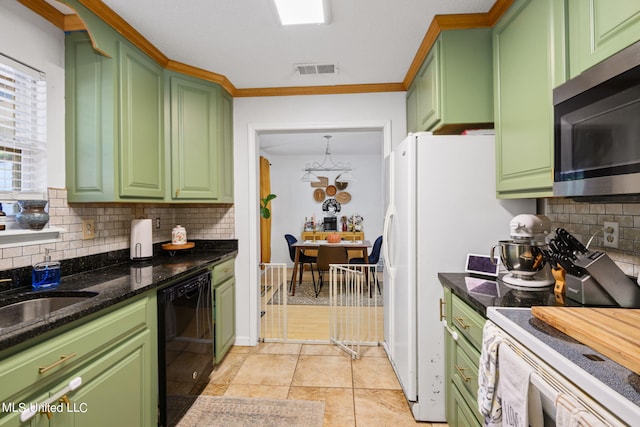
xmin=16 ymin=200 xmax=49 ymax=230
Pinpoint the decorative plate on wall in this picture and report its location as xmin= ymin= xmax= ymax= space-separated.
xmin=313 ymin=188 xmax=325 ymax=202
xmin=335 ymin=192 xmax=351 ymax=204
xmin=322 ymin=198 xmax=341 ymax=213
xmin=326 ymin=185 xmax=337 ymax=196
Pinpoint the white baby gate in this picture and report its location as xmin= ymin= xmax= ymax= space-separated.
xmin=259 ymin=263 xmax=382 ymax=353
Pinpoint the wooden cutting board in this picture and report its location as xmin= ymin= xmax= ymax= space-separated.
xmin=531 ymin=306 xmax=640 ymax=375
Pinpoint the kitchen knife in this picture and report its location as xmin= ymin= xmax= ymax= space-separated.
xmin=556 ymin=228 xmax=588 ymax=254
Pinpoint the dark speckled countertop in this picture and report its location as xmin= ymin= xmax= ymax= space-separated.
xmin=0 ymin=240 xmax=237 ymax=353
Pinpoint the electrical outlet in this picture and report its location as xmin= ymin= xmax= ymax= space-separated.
xmin=603 ymin=221 xmax=619 ymax=248
xmin=155 ymin=218 xmax=161 ymax=229
xmin=82 ymin=219 xmax=95 ymax=240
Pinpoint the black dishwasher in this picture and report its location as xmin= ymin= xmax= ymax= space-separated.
xmin=157 ymin=270 xmax=212 ymax=427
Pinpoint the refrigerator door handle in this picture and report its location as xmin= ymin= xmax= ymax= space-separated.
xmin=383 ymin=205 xmax=394 ymax=270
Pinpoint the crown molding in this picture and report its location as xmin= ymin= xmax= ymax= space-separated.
xmin=21 ymin=0 xmax=513 ymax=97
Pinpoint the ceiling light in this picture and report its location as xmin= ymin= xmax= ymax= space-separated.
xmin=274 ymin=0 xmax=327 ymax=25
xmin=301 ymin=135 xmax=354 ymax=181
xmin=300 ymin=170 xmax=320 ymax=182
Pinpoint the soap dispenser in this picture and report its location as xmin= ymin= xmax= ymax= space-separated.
xmin=32 ymin=249 xmax=61 ymax=290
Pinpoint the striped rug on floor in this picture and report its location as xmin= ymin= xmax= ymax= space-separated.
xmin=175 ymin=396 xmax=325 ymax=427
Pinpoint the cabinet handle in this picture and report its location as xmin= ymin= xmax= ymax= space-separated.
xmin=39 ymin=352 xmax=77 ymax=374
xmin=455 ymin=364 xmax=472 ymax=382
xmin=20 ymin=377 xmax=82 ymax=423
xmin=439 ymin=298 xmax=446 ymax=321
xmin=453 ymin=316 xmax=471 ymax=330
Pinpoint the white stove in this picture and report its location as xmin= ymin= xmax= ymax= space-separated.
xmin=487 ymin=307 xmax=640 ymax=426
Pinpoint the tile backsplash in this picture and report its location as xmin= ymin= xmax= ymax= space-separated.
xmin=541 ymin=198 xmax=640 ymax=278
xmin=0 ymin=188 xmax=235 ymax=271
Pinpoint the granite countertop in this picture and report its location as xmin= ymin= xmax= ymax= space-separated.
xmin=0 ymin=240 xmax=237 ymax=353
xmin=437 ymin=272 xmax=580 ymax=316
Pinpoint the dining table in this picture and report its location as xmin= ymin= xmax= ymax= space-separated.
xmin=290 ymin=239 xmax=371 ymax=295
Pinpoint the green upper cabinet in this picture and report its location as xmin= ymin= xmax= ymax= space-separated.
xmin=65 ymin=31 xmax=165 ymax=202
xmin=119 ymin=42 xmax=165 ymax=199
xmin=168 ymin=74 xmax=220 ymax=200
xmin=167 ymin=73 xmax=234 ymax=202
xmin=407 ymin=28 xmax=494 ymax=135
xmin=218 ymin=91 xmax=234 ymax=203
xmin=493 ymin=0 xmax=567 ymax=198
xmin=568 ymin=0 xmax=640 ymax=78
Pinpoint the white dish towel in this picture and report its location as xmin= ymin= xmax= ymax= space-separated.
xmin=556 ymin=393 xmax=607 ymax=427
xmin=499 ymin=343 xmax=532 ymax=427
xmin=477 ymin=321 xmax=503 ymax=426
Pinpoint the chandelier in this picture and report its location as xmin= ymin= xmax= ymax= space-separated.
xmin=301 ymin=135 xmax=354 ymax=183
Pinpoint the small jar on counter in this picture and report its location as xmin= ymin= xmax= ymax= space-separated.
xmin=171 ymin=225 xmax=187 ymax=245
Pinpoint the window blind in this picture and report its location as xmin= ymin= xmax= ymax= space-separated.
xmin=0 ymin=53 xmax=47 ymax=200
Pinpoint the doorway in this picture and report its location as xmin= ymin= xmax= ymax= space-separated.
xmin=255 ymin=122 xmax=391 ymax=343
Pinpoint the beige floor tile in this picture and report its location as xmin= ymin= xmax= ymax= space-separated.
xmin=354 ymin=389 xmax=420 ymax=426
xmin=257 ymin=342 xmax=302 ymax=355
xmin=200 ymin=382 xmax=227 ymax=396
xmin=227 ymin=345 xmax=259 ymax=354
xmin=292 ymin=354 xmax=353 ymax=388
xmin=208 ymin=352 xmax=248 ymax=385
xmin=289 ymin=386 xmax=355 ymax=427
xmin=224 ymin=384 xmax=290 ymax=399
xmin=301 ymin=343 xmax=350 ymax=356
xmin=232 ymin=353 xmax=299 ymax=386
xmin=358 ymin=345 xmax=387 ymax=358
xmin=352 ymin=357 xmax=401 ymax=390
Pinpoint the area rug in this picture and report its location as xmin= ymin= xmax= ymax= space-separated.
xmin=175 ymin=395 xmax=325 ymax=427
xmin=271 ymin=280 xmax=383 ymax=306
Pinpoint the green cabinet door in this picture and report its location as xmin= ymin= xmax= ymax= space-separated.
xmin=493 ymin=0 xmax=566 ymax=198
xmin=218 ymin=91 xmax=234 ymax=203
xmin=169 ymin=74 xmax=220 ymax=200
xmin=416 ymin=42 xmax=440 ymax=131
xmin=52 ymin=331 xmax=153 ymax=427
xmin=407 ymin=29 xmax=493 ymax=135
xmin=119 ymin=41 xmax=165 ymax=199
xmin=406 ymin=82 xmax=418 ymax=134
xmin=568 ymin=0 xmax=640 ymax=77
xmin=214 ymin=277 xmax=235 ymax=364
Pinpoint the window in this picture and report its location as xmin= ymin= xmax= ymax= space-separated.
xmin=0 ymin=53 xmax=47 ymax=200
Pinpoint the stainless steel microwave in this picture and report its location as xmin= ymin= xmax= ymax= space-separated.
xmin=553 ymin=40 xmax=640 ymax=197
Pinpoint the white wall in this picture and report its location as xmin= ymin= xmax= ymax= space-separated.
xmin=0 ymin=2 xmax=65 ymax=188
xmin=233 ymin=92 xmax=407 ymax=345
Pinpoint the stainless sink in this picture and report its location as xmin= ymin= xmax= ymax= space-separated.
xmin=0 ymin=291 xmax=98 ymax=329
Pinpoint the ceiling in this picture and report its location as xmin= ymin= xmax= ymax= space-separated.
xmin=44 ymin=0 xmax=496 ymax=154
xmin=259 ymin=129 xmax=383 ymax=156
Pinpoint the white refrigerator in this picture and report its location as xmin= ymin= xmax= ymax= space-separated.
xmin=382 ymin=132 xmax=535 ymax=421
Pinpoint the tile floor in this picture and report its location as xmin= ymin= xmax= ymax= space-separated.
xmin=201 ymin=342 xmax=448 ymax=426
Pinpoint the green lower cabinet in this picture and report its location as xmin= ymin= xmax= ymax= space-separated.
xmin=493 ymin=0 xmax=566 ymax=198
xmin=443 ymin=287 xmax=484 ymax=427
xmin=0 ymin=295 xmax=157 ymax=427
xmin=214 ymin=277 xmax=236 ymax=364
xmin=568 ymin=0 xmax=640 ymax=77
xmin=51 ymin=330 xmax=152 ymax=426
xmin=212 ymin=258 xmax=236 ymax=364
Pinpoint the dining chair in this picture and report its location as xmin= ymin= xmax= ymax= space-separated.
xmin=284 ymin=234 xmax=316 ymax=293
xmin=349 ymin=235 xmax=382 ymax=296
xmin=315 ymin=245 xmax=349 ymax=297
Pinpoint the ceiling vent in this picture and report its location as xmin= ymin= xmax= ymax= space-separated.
xmin=295 ymin=63 xmax=337 ymax=76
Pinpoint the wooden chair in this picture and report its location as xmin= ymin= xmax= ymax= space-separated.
xmin=315 ymin=245 xmax=349 ymax=297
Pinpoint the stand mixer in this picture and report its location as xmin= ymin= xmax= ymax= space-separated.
xmin=491 ymin=214 xmax=555 ymax=288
